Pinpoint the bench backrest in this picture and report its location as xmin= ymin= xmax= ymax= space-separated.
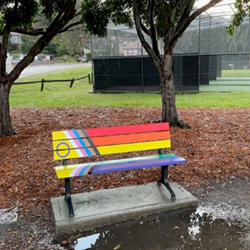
xmin=52 ymin=123 xmax=171 ymax=161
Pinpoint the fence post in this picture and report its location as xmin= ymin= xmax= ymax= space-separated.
xmin=70 ymin=78 xmax=75 ymax=88
xmin=41 ymin=79 xmax=44 ymax=91
xmin=88 ymin=74 xmax=91 ymax=84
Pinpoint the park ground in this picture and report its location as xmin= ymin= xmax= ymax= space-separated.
xmin=0 ymin=106 xmax=250 ymax=249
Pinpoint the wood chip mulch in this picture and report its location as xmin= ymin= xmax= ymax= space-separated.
xmin=1 ymin=106 xmax=250 ymax=213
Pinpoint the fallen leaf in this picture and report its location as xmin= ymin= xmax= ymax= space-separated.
xmin=113 ymin=244 xmax=121 ymax=250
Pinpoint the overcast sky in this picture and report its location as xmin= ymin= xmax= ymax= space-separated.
xmin=194 ymin=0 xmax=236 ymax=18
xmin=195 ymin=0 xmax=235 ymax=8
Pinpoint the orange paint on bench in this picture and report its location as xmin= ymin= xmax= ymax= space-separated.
xmin=92 ymin=131 xmax=170 ymax=146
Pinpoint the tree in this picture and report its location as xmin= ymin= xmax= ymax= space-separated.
xmin=0 ymin=0 xmax=81 ymax=136
xmin=81 ymin=0 xmax=223 ymax=128
xmin=62 ymin=29 xmax=91 ymax=56
xmin=56 ymin=40 xmax=68 ymax=56
xmin=20 ymin=35 xmax=37 ymax=54
xmin=0 ymin=1 xmax=225 ymax=136
xmin=227 ymin=0 xmax=250 ymax=36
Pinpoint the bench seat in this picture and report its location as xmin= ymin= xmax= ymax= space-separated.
xmin=55 ymin=153 xmax=186 ymax=178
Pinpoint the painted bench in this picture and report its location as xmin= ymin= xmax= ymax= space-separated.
xmin=52 ymin=122 xmax=186 ymax=217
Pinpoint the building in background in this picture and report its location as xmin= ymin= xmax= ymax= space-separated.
xmin=9 ymin=32 xmax=21 ymax=50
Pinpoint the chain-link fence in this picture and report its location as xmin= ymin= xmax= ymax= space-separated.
xmin=91 ymin=3 xmax=250 ymax=92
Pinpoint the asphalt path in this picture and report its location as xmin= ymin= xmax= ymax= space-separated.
xmin=19 ymin=62 xmax=91 ymax=78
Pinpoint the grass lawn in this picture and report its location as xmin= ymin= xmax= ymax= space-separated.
xmin=222 ymin=69 xmax=250 ymax=77
xmin=10 ymin=66 xmax=250 ymax=108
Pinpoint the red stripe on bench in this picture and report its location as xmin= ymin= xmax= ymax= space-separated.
xmin=85 ymin=123 xmax=169 ymax=137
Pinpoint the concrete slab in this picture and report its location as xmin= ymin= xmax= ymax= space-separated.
xmin=51 ymin=182 xmax=198 ymax=234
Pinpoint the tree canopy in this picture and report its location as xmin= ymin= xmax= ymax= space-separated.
xmin=0 ymin=0 xmax=82 ymax=136
xmin=1 ymin=0 xmax=245 ymax=136
xmin=227 ymin=0 xmax=250 ymax=35
xmin=81 ymin=0 xmax=223 ymax=128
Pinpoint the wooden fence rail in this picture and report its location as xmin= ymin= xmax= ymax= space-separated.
xmin=14 ymin=74 xmax=91 ymax=91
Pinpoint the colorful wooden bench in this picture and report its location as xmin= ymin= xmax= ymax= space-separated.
xmin=52 ymin=122 xmax=186 ymax=217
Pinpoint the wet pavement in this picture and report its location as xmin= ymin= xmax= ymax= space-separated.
xmin=69 ymin=204 xmax=250 ymax=250
xmin=54 ymin=179 xmax=250 ymax=250
xmin=1 ymin=178 xmax=250 ymax=249
xmin=18 ymin=63 xmax=91 ymax=78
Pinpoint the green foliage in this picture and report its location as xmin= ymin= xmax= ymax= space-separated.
xmin=0 ymin=0 xmax=38 ymax=30
xmin=227 ymin=0 xmax=250 ymax=35
xmin=86 ymin=52 xmax=92 ymax=61
xmin=81 ymin=0 xmax=133 ymax=37
xmin=57 ymin=43 xmax=68 ymax=56
xmin=43 ymin=41 xmax=57 ymax=55
xmin=21 ymin=35 xmax=57 ymax=55
xmin=20 ymin=35 xmax=37 ymax=54
xmin=35 ymin=11 xmax=52 ymax=27
xmin=0 ymin=0 xmax=71 ymax=32
xmin=39 ymin=0 xmax=68 ymax=20
xmin=81 ymin=0 xmax=109 ymax=37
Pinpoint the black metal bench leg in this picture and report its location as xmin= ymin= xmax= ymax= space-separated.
xmin=158 ymin=165 xmax=176 ymax=200
xmin=65 ymin=178 xmax=74 ymax=217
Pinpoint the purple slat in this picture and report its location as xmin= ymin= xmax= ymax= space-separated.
xmin=91 ymin=155 xmax=186 ymax=174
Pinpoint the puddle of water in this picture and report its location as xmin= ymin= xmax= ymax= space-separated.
xmin=66 ymin=205 xmax=250 ymax=250
xmin=0 ymin=207 xmax=18 ymax=224
xmin=74 ymin=233 xmax=101 ymax=250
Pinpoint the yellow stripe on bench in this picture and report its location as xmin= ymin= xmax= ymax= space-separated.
xmin=53 ymin=140 xmax=171 ymax=160
xmin=54 ymin=147 xmax=97 ymax=161
xmin=98 ymin=140 xmax=171 ymax=155
xmin=52 ymin=139 xmax=91 ymax=151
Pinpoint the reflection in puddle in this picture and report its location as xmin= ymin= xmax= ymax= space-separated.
xmin=74 ymin=233 xmax=100 ymax=250
xmin=72 ymin=205 xmax=249 ymax=250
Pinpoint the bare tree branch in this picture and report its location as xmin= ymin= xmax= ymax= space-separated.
xmin=140 ymin=19 xmax=150 ymax=36
xmin=133 ymin=0 xmax=161 ymax=71
xmin=149 ymin=0 xmax=160 ymax=59
xmin=10 ymin=0 xmax=77 ymax=83
xmin=0 ymin=27 xmax=11 ymax=81
xmin=171 ymin=0 xmax=223 ymax=46
xmin=158 ymin=0 xmax=173 ymax=45
xmin=175 ymin=0 xmax=196 ymax=33
xmin=14 ymin=20 xmax=82 ymax=36
xmin=58 ymin=21 xmax=82 ymax=33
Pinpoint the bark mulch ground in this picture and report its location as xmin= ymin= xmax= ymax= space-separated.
xmin=0 ymin=107 xmax=250 ymax=249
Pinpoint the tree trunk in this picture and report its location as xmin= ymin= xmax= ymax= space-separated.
xmin=0 ymin=80 xmax=16 ymax=136
xmin=160 ymin=49 xmax=190 ymax=128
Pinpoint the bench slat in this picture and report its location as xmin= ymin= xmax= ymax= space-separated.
xmin=53 ymin=138 xmax=92 ymax=151
xmin=52 ymin=123 xmax=169 ymax=140
xmin=55 ymin=153 xmax=185 ymax=179
xmin=92 ymin=131 xmax=170 ymax=146
xmin=53 ymin=139 xmax=171 ymax=160
xmin=98 ymin=139 xmax=171 ymax=155
xmin=86 ymin=123 xmax=169 ymax=137
xmin=54 ymin=146 xmax=97 ymax=160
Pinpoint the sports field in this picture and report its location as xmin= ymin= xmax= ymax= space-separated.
xmin=200 ymin=69 xmax=250 ymax=92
